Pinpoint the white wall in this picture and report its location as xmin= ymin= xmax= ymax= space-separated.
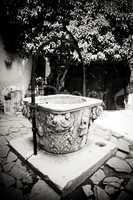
xmin=0 ymin=37 xmax=32 ymax=99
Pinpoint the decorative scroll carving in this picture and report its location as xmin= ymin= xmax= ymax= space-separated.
xmin=22 ymin=102 xmax=31 ymax=119
xmin=78 ymin=109 xmax=91 ymax=147
xmin=22 ymin=98 xmax=103 ymax=154
xmin=36 ymin=111 xmax=76 ymax=153
xmin=36 ymin=109 xmax=46 ymax=137
xmin=46 ymin=112 xmax=74 ymax=134
xmin=35 ymin=108 xmax=95 ymax=154
xmin=91 ymin=105 xmax=103 ymax=121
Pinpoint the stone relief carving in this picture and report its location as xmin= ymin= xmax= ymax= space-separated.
xmin=78 ymin=108 xmax=91 ymax=148
xmin=22 ymin=102 xmax=31 ymax=119
xmin=35 ymin=109 xmax=46 ymax=137
xmin=91 ymin=105 xmax=103 ymax=121
xmin=23 ymin=101 xmax=103 ymax=154
xmin=46 ymin=112 xmax=74 ymax=134
xmin=36 ymin=111 xmax=76 ymax=153
xmin=35 ymin=108 xmax=97 ymax=154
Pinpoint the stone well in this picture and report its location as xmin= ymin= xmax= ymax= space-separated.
xmin=22 ymin=94 xmax=103 ymax=154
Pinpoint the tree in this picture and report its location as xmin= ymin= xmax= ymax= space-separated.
xmin=1 ymin=0 xmax=132 ymax=66
xmin=0 ymin=0 xmax=132 ymax=101
xmin=101 ymin=0 xmax=133 ymax=107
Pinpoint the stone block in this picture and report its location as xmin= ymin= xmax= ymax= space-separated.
xmin=9 ymin=134 xmax=34 ymax=159
xmin=106 ymin=157 xmax=132 ymax=173
xmin=30 ymin=180 xmax=60 ymax=200
xmin=10 ymin=134 xmax=116 ymax=197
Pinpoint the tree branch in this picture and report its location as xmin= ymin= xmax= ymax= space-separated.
xmin=63 ymin=25 xmax=86 ymax=96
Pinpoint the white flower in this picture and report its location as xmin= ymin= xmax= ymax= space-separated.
xmin=90 ymin=54 xmax=98 ymax=61
xmin=98 ymin=36 xmax=104 ymax=43
xmin=73 ymin=50 xmax=79 ymax=60
xmin=114 ymin=54 xmax=121 ymax=61
xmin=97 ymin=52 xmax=106 ymax=60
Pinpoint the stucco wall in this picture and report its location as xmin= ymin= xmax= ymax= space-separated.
xmin=0 ymin=37 xmax=32 ymax=99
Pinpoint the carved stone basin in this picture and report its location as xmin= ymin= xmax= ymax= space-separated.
xmin=23 ymin=94 xmax=103 ymax=154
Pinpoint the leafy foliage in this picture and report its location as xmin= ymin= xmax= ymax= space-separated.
xmin=0 ymin=0 xmax=132 ymax=65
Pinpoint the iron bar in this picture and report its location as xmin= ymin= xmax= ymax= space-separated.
xmin=31 ymin=55 xmax=37 ymax=155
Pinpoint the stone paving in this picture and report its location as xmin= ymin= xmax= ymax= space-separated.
xmin=0 ymin=112 xmax=133 ymax=200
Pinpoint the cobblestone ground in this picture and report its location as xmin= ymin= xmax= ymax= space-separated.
xmin=0 ymin=113 xmax=133 ymax=200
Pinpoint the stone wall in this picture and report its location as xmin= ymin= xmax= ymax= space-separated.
xmin=0 ymin=37 xmax=32 ymax=101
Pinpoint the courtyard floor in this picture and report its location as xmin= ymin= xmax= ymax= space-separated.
xmin=0 ymin=95 xmax=133 ymax=200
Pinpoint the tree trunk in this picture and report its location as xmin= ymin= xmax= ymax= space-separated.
xmin=64 ymin=26 xmax=86 ymax=96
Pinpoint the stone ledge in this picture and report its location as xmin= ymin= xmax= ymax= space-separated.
xmin=9 ymin=134 xmax=116 ymax=197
